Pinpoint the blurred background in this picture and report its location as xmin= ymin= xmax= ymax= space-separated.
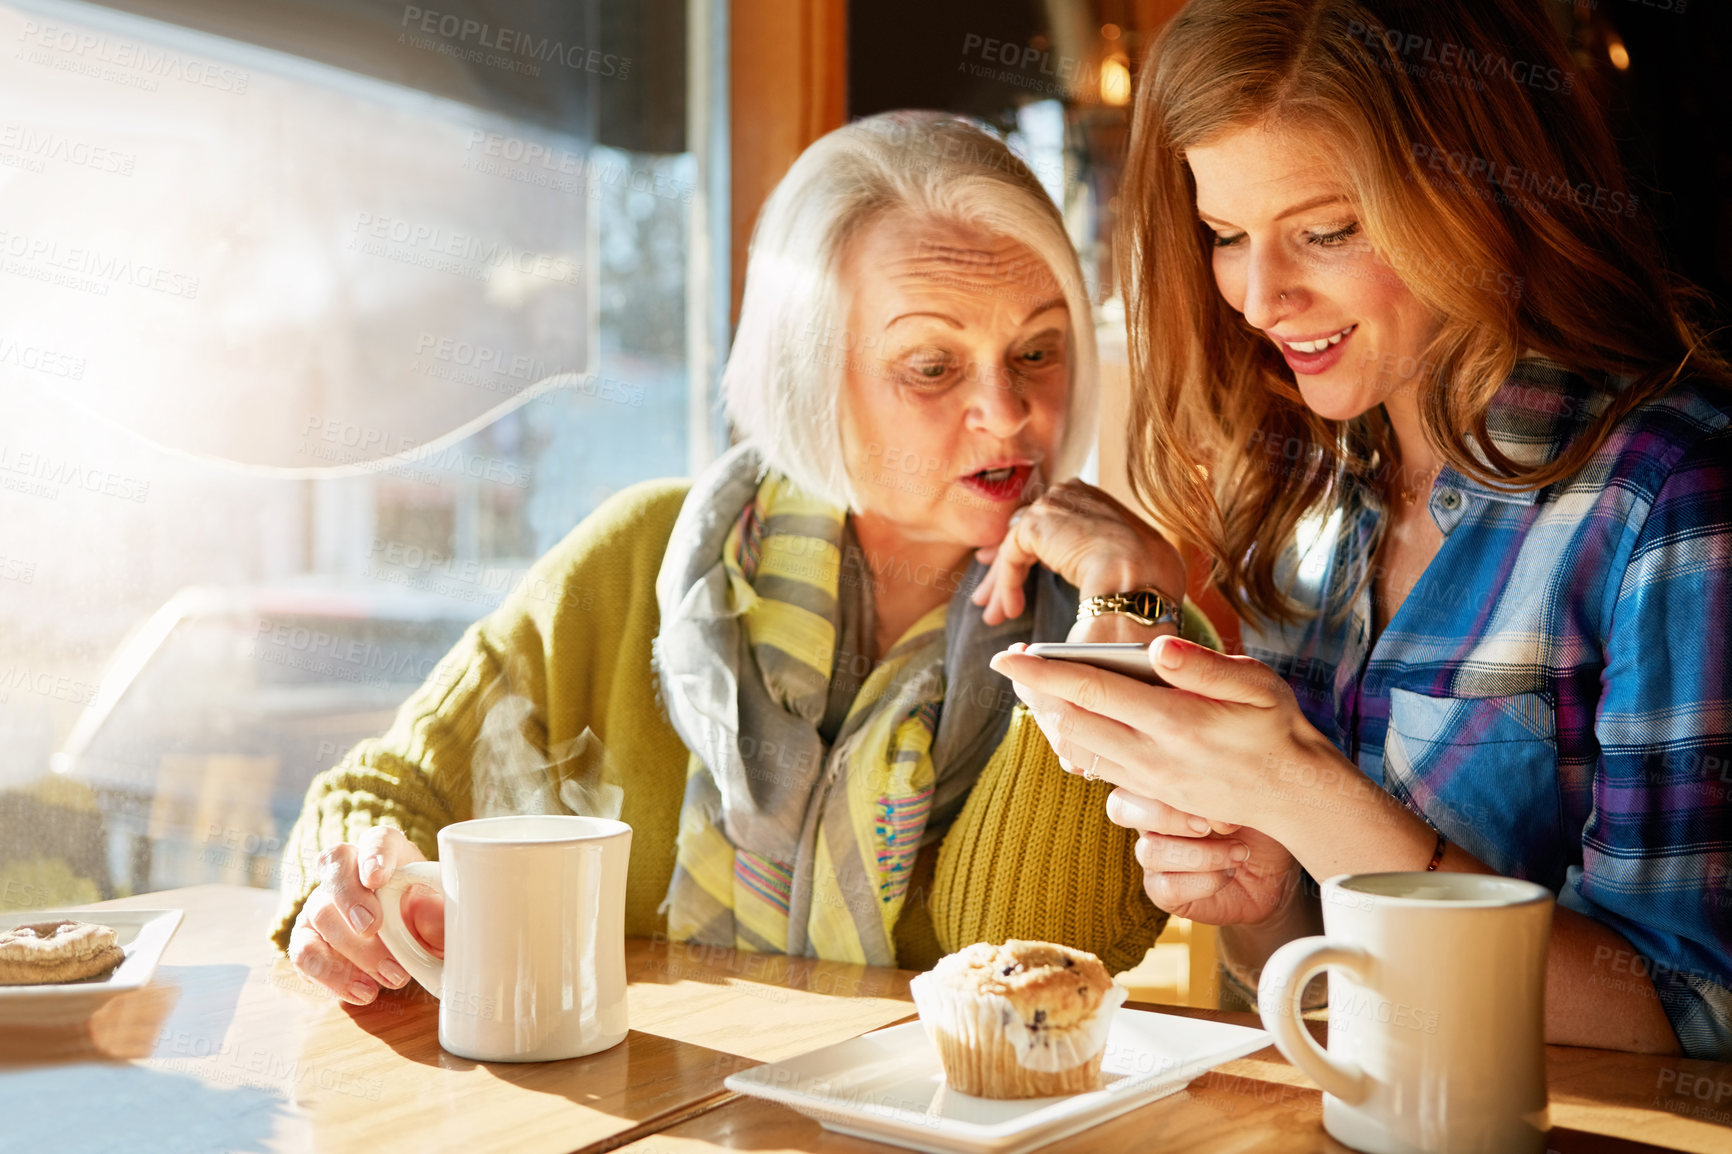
xmin=1 ymin=0 xmax=1726 ymax=1007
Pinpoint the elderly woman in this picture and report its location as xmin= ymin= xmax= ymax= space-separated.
xmin=273 ymin=111 xmax=1213 ymax=1002
xmin=989 ymin=0 xmax=1732 ymax=1058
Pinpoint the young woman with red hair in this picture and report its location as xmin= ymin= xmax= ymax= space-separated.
xmin=983 ymin=0 xmax=1731 ymax=1056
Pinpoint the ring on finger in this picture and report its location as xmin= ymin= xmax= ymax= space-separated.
xmin=1084 ymin=752 xmax=1101 ymax=782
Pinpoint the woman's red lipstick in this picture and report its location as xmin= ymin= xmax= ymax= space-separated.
xmin=957 ymin=463 xmax=1032 ymax=503
xmin=1273 ymin=323 xmax=1357 ymax=375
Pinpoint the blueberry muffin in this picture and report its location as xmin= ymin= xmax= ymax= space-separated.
xmin=910 ymin=939 xmax=1125 ymax=1098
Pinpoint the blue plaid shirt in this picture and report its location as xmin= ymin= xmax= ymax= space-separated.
xmin=1242 ymin=362 xmax=1732 ymax=1058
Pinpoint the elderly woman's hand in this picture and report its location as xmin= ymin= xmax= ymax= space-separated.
xmin=971 ymin=479 xmax=1187 ymax=632
xmin=287 ymin=826 xmax=443 ymax=1004
xmin=1103 ymin=788 xmax=1301 ymax=924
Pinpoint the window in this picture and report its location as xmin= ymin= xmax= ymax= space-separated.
xmin=0 ymin=0 xmax=714 ymax=900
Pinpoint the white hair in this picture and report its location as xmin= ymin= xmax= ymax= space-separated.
xmin=722 ymin=111 xmax=1099 ymax=508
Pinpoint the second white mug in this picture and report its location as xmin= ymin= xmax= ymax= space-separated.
xmin=1258 ymin=871 xmax=1553 ymax=1154
xmin=375 ymin=814 xmax=632 ymax=1063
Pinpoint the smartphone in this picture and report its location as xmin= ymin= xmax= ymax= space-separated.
xmin=1022 ymin=642 xmax=1170 ymax=687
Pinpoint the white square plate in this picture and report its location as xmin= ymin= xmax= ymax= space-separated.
xmin=0 ymin=908 xmax=184 ymax=1024
xmin=724 ymin=1008 xmax=1271 ymax=1154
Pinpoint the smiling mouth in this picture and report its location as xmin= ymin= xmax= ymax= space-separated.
xmin=1281 ymin=324 xmax=1357 ymax=354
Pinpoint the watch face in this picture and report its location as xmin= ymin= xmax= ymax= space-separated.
xmin=1129 ymin=591 xmax=1161 ymax=619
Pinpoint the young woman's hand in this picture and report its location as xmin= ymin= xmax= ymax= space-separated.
xmin=1103 ymin=789 xmax=1301 ymax=925
xmin=286 ymin=825 xmax=444 ymax=1005
xmin=973 ymin=479 xmax=1186 ymax=629
xmin=988 ymin=634 xmax=1377 ymax=850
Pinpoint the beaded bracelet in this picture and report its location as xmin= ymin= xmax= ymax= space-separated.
xmin=1425 ymin=825 xmax=1447 ymax=871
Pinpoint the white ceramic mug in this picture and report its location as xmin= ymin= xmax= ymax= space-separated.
xmin=1257 ymin=872 xmax=1553 ymax=1154
xmin=375 ymin=814 xmax=631 ymax=1062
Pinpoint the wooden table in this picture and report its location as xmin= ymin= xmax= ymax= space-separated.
xmin=1 ymin=886 xmax=914 ymax=1154
xmin=617 ymin=1016 xmax=1732 ymax=1154
xmin=2 ymin=886 xmax=1728 ymax=1153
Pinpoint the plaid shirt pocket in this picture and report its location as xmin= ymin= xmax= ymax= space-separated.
xmin=1383 ymin=688 xmax=1568 ymax=887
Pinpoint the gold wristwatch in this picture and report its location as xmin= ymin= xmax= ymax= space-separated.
xmin=1077 ymin=587 xmax=1180 ymax=628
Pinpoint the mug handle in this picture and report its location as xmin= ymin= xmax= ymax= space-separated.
xmin=375 ymin=861 xmax=445 ymax=998
xmin=1256 ymin=937 xmax=1372 ymax=1105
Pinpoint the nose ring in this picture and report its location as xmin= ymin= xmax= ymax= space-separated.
xmin=1280 ymin=291 xmax=1287 ymax=301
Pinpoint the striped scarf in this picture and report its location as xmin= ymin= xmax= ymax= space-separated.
xmin=655 ymin=446 xmax=1075 ymax=965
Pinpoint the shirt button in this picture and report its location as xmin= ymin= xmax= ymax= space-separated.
xmin=1438 ymin=489 xmax=1462 ymax=510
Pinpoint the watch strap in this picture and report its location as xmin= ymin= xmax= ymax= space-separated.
xmin=1076 ymin=587 xmax=1181 ymax=628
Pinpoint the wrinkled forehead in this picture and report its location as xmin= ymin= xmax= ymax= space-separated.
xmin=844 ymin=213 xmax=1068 ymax=323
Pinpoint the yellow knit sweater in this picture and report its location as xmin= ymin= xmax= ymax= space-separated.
xmin=271 ymin=480 xmax=1212 ymax=972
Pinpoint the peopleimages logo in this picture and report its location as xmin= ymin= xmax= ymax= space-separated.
xmin=1409 ymin=142 xmax=1639 ymax=220
xmin=347 ymin=212 xmax=581 ymax=287
xmin=0 ymin=443 xmax=150 ymax=502
xmin=1345 ymin=19 xmax=1574 ymax=95
xmin=399 ymin=6 xmax=630 ymax=78
xmin=16 ymin=20 xmax=249 ymax=93
xmin=0 ymin=229 xmax=200 ymax=299
xmin=0 ymin=124 xmax=135 ymax=175
xmin=462 ymin=132 xmax=693 ymax=205
xmin=0 ymin=665 xmax=101 ymax=707
xmin=0 ymin=332 xmax=86 ymax=379
xmin=958 ymin=33 xmax=1108 ymax=98
xmin=299 ymin=414 xmax=533 ymax=489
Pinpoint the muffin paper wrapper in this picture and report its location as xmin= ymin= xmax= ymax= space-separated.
xmin=909 ymin=972 xmax=1127 ymax=1073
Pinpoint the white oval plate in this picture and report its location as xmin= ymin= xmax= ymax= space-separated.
xmin=0 ymin=908 xmax=184 ymax=1024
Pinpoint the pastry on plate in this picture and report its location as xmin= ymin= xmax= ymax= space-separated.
xmin=0 ymin=919 xmax=125 ymax=985
xmin=910 ymin=939 xmax=1126 ymax=1098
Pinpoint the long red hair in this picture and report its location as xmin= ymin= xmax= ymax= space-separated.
xmin=1120 ymin=0 xmax=1728 ymax=626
